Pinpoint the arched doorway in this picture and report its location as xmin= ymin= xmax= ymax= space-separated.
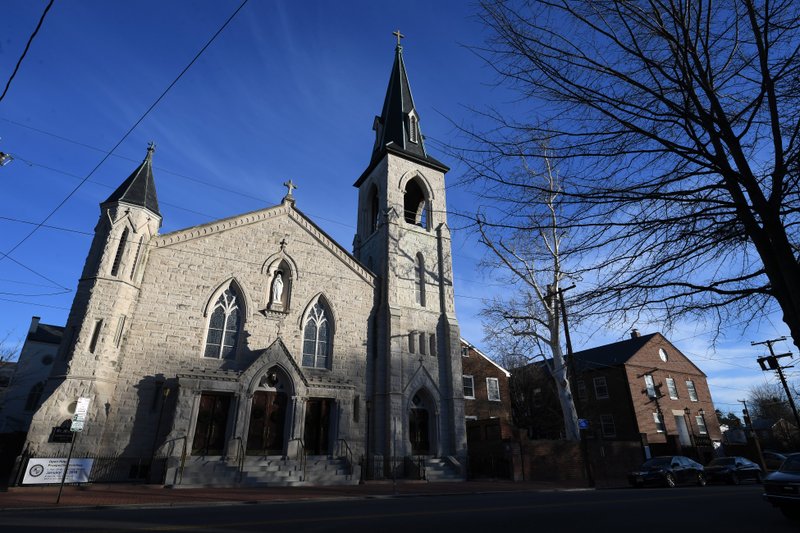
xmin=408 ymin=393 xmax=431 ymax=455
xmin=246 ymin=366 xmax=291 ymax=455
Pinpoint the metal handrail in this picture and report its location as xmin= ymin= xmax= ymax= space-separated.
xmin=337 ymin=439 xmax=354 ymax=477
xmin=288 ymin=438 xmax=306 ymax=481
xmin=177 ymin=436 xmax=187 ymax=485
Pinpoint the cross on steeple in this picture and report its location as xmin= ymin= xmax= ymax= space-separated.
xmin=392 ymin=29 xmax=404 ymax=49
xmin=147 ymin=141 xmax=156 ymax=154
xmin=282 ymin=179 xmax=297 ymax=201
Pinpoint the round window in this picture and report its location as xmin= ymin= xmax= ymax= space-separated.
xmin=659 ymin=348 xmax=668 ymax=362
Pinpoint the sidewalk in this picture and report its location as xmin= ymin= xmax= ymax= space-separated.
xmin=0 ymin=479 xmax=591 ymax=511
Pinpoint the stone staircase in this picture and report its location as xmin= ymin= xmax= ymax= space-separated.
xmin=421 ymin=456 xmax=464 ymax=482
xmin=170 ymin=456 xmax=358 ymax=487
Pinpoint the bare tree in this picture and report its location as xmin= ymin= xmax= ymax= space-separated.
xmin=748 ymin=382 xmax=795 ymax=421
xmin=478 ymin=154 xmax=581 ymax=440
xmin=461 ymin=1 xmax=800 ymax=348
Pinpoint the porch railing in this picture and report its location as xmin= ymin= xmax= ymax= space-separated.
xmin=288 ymin=438 xmax=306 ymax=481
xmin=336 ymin=439 xmax=354 ymax=478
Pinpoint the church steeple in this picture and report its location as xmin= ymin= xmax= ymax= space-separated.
xmin=364 ymin=34 xmax=448 ymax=180
xmin=103 ymin=143 xmax=160 ymax=216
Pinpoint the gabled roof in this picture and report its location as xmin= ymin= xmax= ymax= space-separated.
xmin=354 ymin=43 xmax=448 ymax=187
xmin=570 ymin=333 xmax=658 ymax=372
xmin=103 ymin=144 xmax=160 ymax=216
xmin=460 ymin=338 xmax=511 ymax=377
xmin=26 ymin=323 xmax=64 ymax=345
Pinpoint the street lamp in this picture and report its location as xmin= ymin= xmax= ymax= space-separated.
xmin=0 ymin=152 xmax=12 ymax=167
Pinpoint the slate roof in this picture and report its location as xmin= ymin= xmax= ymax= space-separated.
xmin=355 ymin=44 xmax=448 ymax=186
xmin=103 ymin=144 xmax=160 ymax=215
xmin=571 ymin=333 xmax=658 ymax=371
xmin=26 ymin=322 xmax=64 ymax=344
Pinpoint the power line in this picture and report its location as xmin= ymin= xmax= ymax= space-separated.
xmin=0 ymin=0 xmax=55 ymax=102
xmin=0 ymin=0 xmax=250 ymax=266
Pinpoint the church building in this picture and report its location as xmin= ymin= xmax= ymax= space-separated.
xmin=22 ymin=40 xmax=467 ymax=485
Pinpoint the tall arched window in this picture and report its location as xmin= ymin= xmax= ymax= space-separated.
xmin=302 ymin=301 xmax=331 ymax=369
xmin=369 ymin=185 xmax=380 ymax=233
xmin=403 ymin=178 xmax=428 ymax=228
xmin=110 ymin=227 xmax=129 ymax=277
xmin=415 ymin=253 xmax=426 ymax=307
xmin=204 ymin=287 xmax=241 ymax=359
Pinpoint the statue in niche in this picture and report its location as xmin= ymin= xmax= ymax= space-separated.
xmin=271 ymin=270 xmax=284 ymax=308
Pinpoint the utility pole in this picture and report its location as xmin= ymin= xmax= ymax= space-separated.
xmin=738 ymin=399 xmax=767 ymax=471
xmin=752 ymin=337 xmax=800 ymax=432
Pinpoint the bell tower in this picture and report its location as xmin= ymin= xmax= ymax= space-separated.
xmin=26 ymin=144 xmax=162 ymax=453
xmin=354 ymin=36 xmax=466 ymax=465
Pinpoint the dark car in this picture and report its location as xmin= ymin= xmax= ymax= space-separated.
xmin=705 ymin=456 xmax=763 ymax=484
xmin=629 ymin=456 xmax=706 ymax=488
xmin=763 ymin=451 xmax=788 ymax=471
xmin=764 ymin=453 xmax=800 ymax=520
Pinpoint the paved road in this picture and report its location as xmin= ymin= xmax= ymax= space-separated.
xmin=0 ymin=484 xmax=793 ymax=532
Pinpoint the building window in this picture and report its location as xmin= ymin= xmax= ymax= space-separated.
xmin=110 ymin=226 xmax=129 ymax=277
xmin=666 ymin=377 xmax=678 ymax=400
xmin=593 ymin=377 xmax=609 ymax=399
xmin=114 ymin=315 xmax=126 ymax=347
xmin=24 ymin=382 xmax=45 ymax=411
xmin=644 ymin=375 xmax=656 ymax=398
xmin=600 ymin=414 xmax=616 ymax=437
xmin=429 ymin=333 xmax=436 ymax=357
xmin=409 ymin=332 xmax=416 ymax=353
xmin=408 ymin=113 xmax=418 ymax=143
xmin=204 ymin=287 xmax=241 ymax=359
xmin=302 ymin=301 xmax=331 ymax=369
xmin=696 ymin=415 xmax=708 ymax=435
xmin=487 ymin=377 xmax=501 ymax=401
xmin=463 ymin=375 xmax=475 ymax=399
xmin=415 ymin=253 xmax=426 ymax=307
xmin=686 ymin=380 xmax=698 ymax=401
xmin=89 ymin=319 xmax=103 ymax=354
xmin=577 ymin=380 xmax=587 ymax=401
xmin=461 ymin=345 xmax=469 ymax=357
xmin=130 ymin=236 xmax=144 ymax=279
xmin=369 ymin=184 xmax=380 ymax=233
xmin=418 ymin=332 xmax=426 ymax=355
xmin=403 ymin=178 xmax=428 ymax=228
xmin=653 ymin=411 xmax=666 ymax=432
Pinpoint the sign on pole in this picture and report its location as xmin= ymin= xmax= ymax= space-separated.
xmin=71 ymin=397 xmax=91 ymax=432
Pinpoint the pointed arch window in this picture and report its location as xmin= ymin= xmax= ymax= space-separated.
xmin=369 ymin=185 xmax=380 ymax=233
xmin=25 ymin=382 xmax=45 ymax=411
xmin=415 ymin=253 xmax=426 ymax=307
xmin=403 ymin=178 xmax=429 ymax=229
xmin=110 ymin=227 xmax=129 ymax=277
xmin=204 ymin=287 xmax=241 ymax=359
xmin=303 ymin=301 xmax=332 ymax=369
xmin=408 ymin=114 xmax=418 ymax=143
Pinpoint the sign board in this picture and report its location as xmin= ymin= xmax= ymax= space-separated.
xmin=49 ymin=426 xmax=74 ymax=443
xmin=71 ymin=397 xmax=91 ymax=432
xmin=578 ymin=418 xmax=590 ymax=430
xmin=22 ymin=458 xmax=94 ymax=485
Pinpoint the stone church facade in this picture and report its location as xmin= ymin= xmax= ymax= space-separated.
xmin=22 ymin=42 xmax=467 ymax=484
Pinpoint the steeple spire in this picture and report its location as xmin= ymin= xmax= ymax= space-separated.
xmin=103 ymin=143 xmax=160 ymax=216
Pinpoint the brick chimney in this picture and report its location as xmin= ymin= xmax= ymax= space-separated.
xmin=631 ymin=328 xmax=640 ymax=339
xmin=29 ymin=316 xmax=40 ymax=334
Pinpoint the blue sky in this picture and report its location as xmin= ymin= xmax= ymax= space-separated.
xmin=0 ymin=0 xmax=794 ymax=416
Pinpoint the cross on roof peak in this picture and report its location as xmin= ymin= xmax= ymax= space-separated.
xmin=393 ymin=29 xmax=405 ymax=49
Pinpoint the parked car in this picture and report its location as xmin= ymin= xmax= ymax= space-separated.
xmin=764 ymin=453 xmax=800 ymax=520
xmin=629 ymin=456 xmax=706 ymax=488
xmin=705 ymin=456 xmax=762 ymax=484
xmin=763 ymin=451 xmax=788 ymax=471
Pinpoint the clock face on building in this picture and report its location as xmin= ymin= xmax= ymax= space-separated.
xmin=659 ymin=348 xmax=668 ymax=362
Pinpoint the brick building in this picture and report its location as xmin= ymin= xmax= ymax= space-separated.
xmin=20 ymin=41 xmax=467 ymax=485
xmin=460 ymin=339 xmax=512 ymax=423
xmin=515 ymin=331 xmax=722 ymax=460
